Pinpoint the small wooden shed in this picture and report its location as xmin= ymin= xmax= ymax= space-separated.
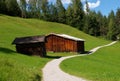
xmin=12 ymin=35 xmax=46 ymax=57
xmin=45 ymin=33 xmax=85 ymax=53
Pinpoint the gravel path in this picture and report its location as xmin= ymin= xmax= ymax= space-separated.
xmin=42 ymin=41 xmax=117 ymax=81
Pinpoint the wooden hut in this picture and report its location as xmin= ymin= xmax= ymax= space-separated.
xmin=46 ymin=33 xmax=85 ymax=53
xmin=12 ymin=35 xmax=46 ymax=57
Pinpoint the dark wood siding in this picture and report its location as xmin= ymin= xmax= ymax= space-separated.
xmin=16 ymin=43 xmax=46 ymax=57
xmin=12 ymin=35 xmax=46 ymax=57
xmin=77 ymin=41 xmax=85 ymax=52
xmin=46 ymin=34 xmax=85 ymax=53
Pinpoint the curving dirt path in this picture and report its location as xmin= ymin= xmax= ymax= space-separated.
xmin=42 ymin=41 xmax=117 ymax=81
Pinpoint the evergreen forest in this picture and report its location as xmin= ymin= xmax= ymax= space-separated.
xmin=0 ymin=0 xmax=120 ymax=40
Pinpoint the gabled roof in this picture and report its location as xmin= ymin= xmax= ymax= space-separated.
xmin=47 ymin=33 xmax=85 ymax=41
xmin=12 ymin=35 xmax=45 ymax=44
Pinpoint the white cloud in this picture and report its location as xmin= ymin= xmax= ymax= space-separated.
xmin=88 ymin=0 xmax=100 ymax=9
xmin=61 ymin=0 xmax=87 ymax=4
xmin=84 ymin=0 xmax=101 ymax=12
xmin=49 ymin=0 xmax=71 ymax=4
xmin=61 ymin=0 xmax=72 ymax=4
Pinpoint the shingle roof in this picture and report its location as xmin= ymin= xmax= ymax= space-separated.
xmin=12 ymin=35 xmax=45 ymax=44
xmin=47 ymin=33 xmax=85 ymax=41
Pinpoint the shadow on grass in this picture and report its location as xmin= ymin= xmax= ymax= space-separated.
xmin=80 ymin=51 xmax=92 ymax=54
xmin=0 ymin=47 xmax=16 ymax=54
xmin=45 ymin=51 xmax=92 ymax=59
xmin=0 ymin=14 xmax=4 ymax=16
xmin=45 ymin=55 xmax=61 ymax=59
xmin=33 ymin=74 xmax=41 ymax=81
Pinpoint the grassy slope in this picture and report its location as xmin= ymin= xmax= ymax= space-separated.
xmin=61 ymin=42 xmax=120 ymax=81
xmin=0 ymin=15 xmax=110 ymax=81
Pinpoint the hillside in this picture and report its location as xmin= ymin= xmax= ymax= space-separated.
xmin=0 ymin=15 xmax=110 ymax=81
xmin=61 ymin=42 xmax=120 ymax=81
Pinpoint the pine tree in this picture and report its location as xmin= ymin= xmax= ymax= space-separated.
xmin=5 ymin=0 xmax=21 ymax=16
xmin=96 ymin=11 xmax=103 ymax=36
xmin=83 ymin=0 xmax=90 ymax=33
xmin=36 ymin=0 xmax=42 ymax=18
xmin=56 ymin=0 xmax=66 ymax=23
xmin=0 ymin=0 xmax=7 ymax=14
xmin=85 ymin=0 xmax=90 ymax=14
xmin=41 ymin=0 xmax=49 ymax=20
xmin=83 ymin=14 xmax=90 ymax=33
xmin=100 ymin=16 xmax=108 ymax=37
xmin=28 ymin=0 xmax=38 ymax=18
xmin=88 ymin=11 xmax=99 ymax=36
xmin=107 ymin=11 xmax=116 ymax=40
xmin=115 ymin=8 xmax=120 ymax=39
xmin=66 ymin=5 xmax=73 ymax=25
xmin=19 ymin=0 xmax=26 ymax=18
xmin=49 ymin=3 xmax=58 ymax=22
xmin=71 ymin=0 xmax=84 ymax=30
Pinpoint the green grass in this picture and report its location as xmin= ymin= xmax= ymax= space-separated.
xmin=60 ymin=42 xmax=120 ymax=81
xmin=0 ymin=15 xmax=110 ymax=81
xmin=0 ymin=53 xmax=50 ymax=81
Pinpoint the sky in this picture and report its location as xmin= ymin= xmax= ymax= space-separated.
xmin=48 ymin=0 xmax=120 ymax=16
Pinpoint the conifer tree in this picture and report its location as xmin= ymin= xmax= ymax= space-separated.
xmin=5 ymin=0 xmax=21 ymax=16
xmin=107 ymin=11 xmax=116 ymax=40
xmin=83 ymin=0 xmax=90 ymax=33
xmin=56 ymin=0 xmax=66 ymax=23
xmin=115 ymin=8 xmax=120 ymax=38
xmin=96 ymin=11 xmax=103 ymax=36
xmin=41 ymin=0 xmax=49 ymax=20
xmin=71 ymin=0 xmax=84 ymax=30
xmin=87 ymin=11 xmax=99 ymax=36
xmin=0 ymin=0 xmax=7 ymax=14
xmin=100 ymin=16 xmax=108 ymax=37
xmin=19 ymin=0 xmax=26 ymax=18
xmin=28 ymin=0 xmax=38 ymax=18
xmin=85 ymin=0 xmax=90 ymax=14
xmin=83 ymin=14 xmax=90 ymax=33
xmin=49 ymin=3 xmax=58 ymax=22
xmin=36 ymin=0 xmax=42 ymax=18
xmin=66 ymin=5 xmax=73 ymax=25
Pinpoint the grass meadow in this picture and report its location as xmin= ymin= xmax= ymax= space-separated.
xmin=60 ymin=42 xmax=120 ymax=81
xmin=0 ymin=15 xmax=110 ymax=81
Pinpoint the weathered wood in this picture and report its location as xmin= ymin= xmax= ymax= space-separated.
xmin=12 ymin=35 xmax=46 ymax=57
xmin=16 ymin=43 xmax=46 ymax=57
xmin=46 ymin=34 xmax=85 ymax=53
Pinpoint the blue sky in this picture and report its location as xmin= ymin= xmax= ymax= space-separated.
xmin=48 ymin=0 xmax=120 ymax=16
xmin=86 ymin=0 xmax=120 ymax=16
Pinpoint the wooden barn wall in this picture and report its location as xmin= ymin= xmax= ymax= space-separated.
xmin=77 ymin=41 xmax=84 ymax=52
xmin=46 ymin=35 xmax=84 ymax=52
xmin=16 ymin=43 xmax=46 ymax=57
